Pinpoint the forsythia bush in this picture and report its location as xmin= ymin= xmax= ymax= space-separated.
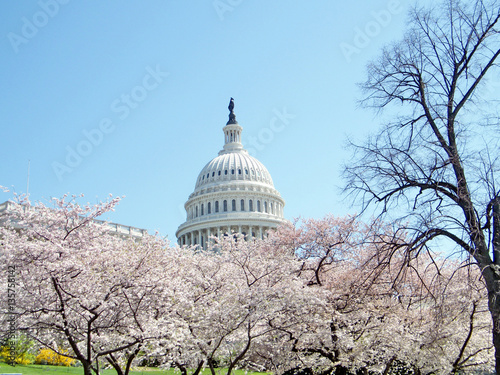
xmin=0 ymin=345 xmax=33 ymax=365
xmin=35 ymin=347 xmax=76 ymax=366
xmin=0 ymin=335 xmax=36 ymax=365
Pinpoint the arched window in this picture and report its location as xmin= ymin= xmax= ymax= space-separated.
xmin=238 ymin=169 xmax=242 ymax=174
xmin=249 ymin=200 xmax=253 ymax=211
xmin=201 ymin=204 xmax=204 ymax=216
xmin=240 ymin=199 xmax=245 ymax=211
xmin=215 ymin=201 xmax=219 ymax=213
xmin=231 ymin=169 xmax=235 ymax=174
xmin=208 ymin=202 xmax=211 ymax=214
xmin=195 ymin=206 xmax=198 ymax=217
xmin=264 ymin=201 xmax=268 ymax=213
xmin=223 ymin=200 xmax=228 ymax=212
xmin=218 ymin=170 xmax=221 ymax=176
xmin=257 ymin=200 xmax=261 ymax=212
xmin=270 ymin=202 xmax=274 ymax=214
xmin=232 ymin=199 xmax=236 ymax=211
xmin=225 ymin=170 xmax=228 ymax=175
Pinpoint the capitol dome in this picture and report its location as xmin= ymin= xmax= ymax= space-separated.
xmin=176 ymin=98 xmax=286 ymax=248
xmin=195 ymin=152 xmax=274 ymax=190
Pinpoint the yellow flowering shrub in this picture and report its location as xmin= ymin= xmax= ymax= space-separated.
xmin=35 ymin=347 xmax=76 ymax=366
xmin=0 ymin=345 xmax=33 ymax=365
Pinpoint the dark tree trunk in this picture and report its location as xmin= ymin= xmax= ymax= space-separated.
xmin=481 ymin=266 xmax=500 ymax=374
xmin=106 ymin=354 xmax=124 ymax=375
xmin=82 ymin=361 xmax=94 ymax=375
xmin=173 ymin=361 xmax=188 ymax=375
xmin=192 ymin=360 xmax=205 ymax=375
xmin=208 ymin=358 xmax=217 ymax=375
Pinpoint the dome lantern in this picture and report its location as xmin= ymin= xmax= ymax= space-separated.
xmin=221 ymin=98 xmax=243 ymax=154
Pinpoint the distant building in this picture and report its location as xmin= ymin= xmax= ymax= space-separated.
xmin=176 ymin=99 xmax=287 ymax=248
xmin=0 ymin=200 xmax=148 ymax=238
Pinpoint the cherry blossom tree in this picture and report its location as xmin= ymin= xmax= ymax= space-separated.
xmin=168 ymin=234 xmax=324 ymax=375
xmin=269 ymin=216 xmax=493 ymax=374
xmin=0 ymin=195 xmax=180 ymax=375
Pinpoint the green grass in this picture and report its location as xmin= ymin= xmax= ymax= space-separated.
xmin=0 ymin=362 xmax=270 ymax=375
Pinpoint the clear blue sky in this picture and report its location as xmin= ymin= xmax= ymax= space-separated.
xmin=0 ymin=1 xmax=428 ymax=241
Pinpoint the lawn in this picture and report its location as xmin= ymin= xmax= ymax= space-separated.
xmin=0 ymin=362 xmax=270 ymax=375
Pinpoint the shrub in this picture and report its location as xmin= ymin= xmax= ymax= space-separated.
xmin=35 ymin=347 xmax=76 ymax=367
xmin=0 ymin=335 xmax=36 ymax=365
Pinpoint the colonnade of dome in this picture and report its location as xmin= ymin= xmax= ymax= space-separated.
xmin=176 ymin=99 xmax=286 ymax=248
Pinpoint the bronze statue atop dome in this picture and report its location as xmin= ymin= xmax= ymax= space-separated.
xmin=227 ymin=97 xmax=237 ymax=124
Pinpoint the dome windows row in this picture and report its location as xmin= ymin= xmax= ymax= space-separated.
xmin=198 ymin=167 xmax=270 ymax=186
xmin=188 ymin=198 xmax=283 ymax=220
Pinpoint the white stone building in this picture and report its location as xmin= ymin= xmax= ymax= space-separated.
xmin=0 ymin=200 xmax=147 ymax=238
xmin=176 ymin=99 xmax=287 ymax=248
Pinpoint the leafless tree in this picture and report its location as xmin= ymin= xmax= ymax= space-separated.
xmin=343 ymin=0 xmax=500 ymax=372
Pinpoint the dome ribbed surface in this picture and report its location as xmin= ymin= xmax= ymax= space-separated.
xmin=195 ymin=151 xmax=274 ymax=190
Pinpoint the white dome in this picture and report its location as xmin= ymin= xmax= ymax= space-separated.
xmin=195 ymin=151 xmax=274 ymax=191
xmin=176 ymin=99 xmax=286 ymax=248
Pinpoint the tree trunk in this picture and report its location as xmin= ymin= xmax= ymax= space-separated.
xmin=173 ymin=361 xmax=188 ymax=375
xmin=106 ymin=354 xmax=124 ymax=375
xmin=82 ymin=362 xmax=94 ymax=375
xmin=382 ymin=356 xmax=396 ymax=375
xmin=123 ymin=350 xmax=138 ymax=375
xmin=207 ymin=358 xmax=217 ymax=375
xmin=488 ymin=196 xmax=500 ymax=374
xmin=227 ymin=332 xmax=252 ymax=375
xmin=483 ymin=269 xmax=500 ymax=374
xmin=192 ymin=360 xmax=205 ymax=375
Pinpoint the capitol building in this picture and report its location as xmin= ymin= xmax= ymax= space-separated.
xmin=176 ymin=99 xmax=287 ymax=248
